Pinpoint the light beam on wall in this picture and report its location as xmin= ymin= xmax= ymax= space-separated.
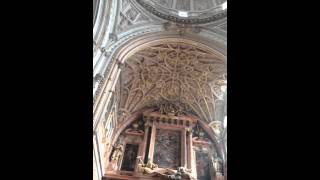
xmin=178 ymin=11 xmax=188 ymax=17
xmin=222 ymin=2 xmax=227 ymax=10
xmin=221 ymin=85 xmax=227 ymax=93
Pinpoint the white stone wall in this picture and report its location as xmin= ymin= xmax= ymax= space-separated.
xmin=93 ymin=153 xmax=99 ymax=180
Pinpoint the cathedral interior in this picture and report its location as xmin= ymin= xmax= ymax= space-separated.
xmin=93 ymin=0 xmax=227 ymax=179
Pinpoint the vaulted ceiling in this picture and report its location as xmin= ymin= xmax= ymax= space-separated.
xmin=93 ymin=0 xmax=227 ymax=125
xmin=116 ymin=41 xmax=226 ymax=123
xmin=114 ymin=0 xmax=227 ymax=37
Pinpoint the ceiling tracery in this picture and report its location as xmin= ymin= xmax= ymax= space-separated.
xmin=93 ymin=1 xmax=227 ymax=179
xmin=117 ymin=41 xmax=226 ymax=123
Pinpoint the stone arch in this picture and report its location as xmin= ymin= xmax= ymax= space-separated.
xmin=93 ymin=34 xmax=226 ymax=126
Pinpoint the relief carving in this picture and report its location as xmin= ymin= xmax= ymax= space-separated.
xmin=116 ymin=0 xmax=150 ymax=33
xmin=125 ymin=119 xmax=145 ymax=135
xmin=108 ymin=135 xmax=125 ymax=171
xmin=137 ymin=156 xmax=195 ymax=180
xmin=158 ymin=101 xmax=184 ymax=116
xmin=209 ymin=120 xmax=223 ymax=138
xmin=213 ymin=157 xmax=223 ymax=175
xmin=118 ymin=42 xmax=226 ymax=123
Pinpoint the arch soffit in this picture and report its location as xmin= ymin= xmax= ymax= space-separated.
xmin=97 ymin=34 xmax=227 ymax=123
xmin=113 ymin=34 xmax=226 ymax=64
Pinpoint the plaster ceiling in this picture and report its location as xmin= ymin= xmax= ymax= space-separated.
xmin=117 ymin=41 xmax=226 ymax=123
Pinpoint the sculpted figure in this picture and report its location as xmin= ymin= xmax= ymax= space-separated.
xmin=157 ymin=167 xmax=195 ymax=180
xmin=136 ymin=156 xmax=177 ymax=175
xmin=213 ymin=157 xmax=223 ymax=175
xmin=137 ymin=157 xmax=160 ymax=174
xmin=209 ymin=121 xmax=222 ymax=137
xmin=107 ymin=142 xmax=124 ymax=171
xmin=111 ymin=144 xmax=124 ymax=161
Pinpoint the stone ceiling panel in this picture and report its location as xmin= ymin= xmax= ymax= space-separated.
xmin=117 ymin=41 xmax=226 ymax=123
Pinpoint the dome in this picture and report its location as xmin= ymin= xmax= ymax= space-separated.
xmin=151 ymin=0 xmax=225 ymax=12
xmin=137 ymin=0 xmax=227 ymax=24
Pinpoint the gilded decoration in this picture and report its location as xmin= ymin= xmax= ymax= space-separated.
xmin=118 ymin=42 xmax=226 ymax=123
xmin=158 ymin=101 xmax=185 ymax=116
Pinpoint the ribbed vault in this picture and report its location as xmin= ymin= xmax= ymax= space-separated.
xmin=117 ymin=40 xmax=226 ymax=123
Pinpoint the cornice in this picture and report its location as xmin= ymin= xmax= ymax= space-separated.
xmin=136 ymin=0 xmax=227 ymax=25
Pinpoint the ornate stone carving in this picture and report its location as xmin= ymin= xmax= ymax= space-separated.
xmin=93 ymin=76 xmax=105 ymax=104
xmin=116 ymin=0 xmax=151 ymax=33
xmin=124 ymin=119 xmax=145 ymax=135
xmin=107 ymin=143 xmax=124 ymax=171
xmin=107 ymin=135 xmax=126 ymax=171
xmin=118 ymin=42 xmax=226 ymax=122
xmin=213 ymin=156 xmax=223 ymax=175
xmin=163 ymin=22 xmax=201 ymax=36
xmin=155 ymin=167 xmax=195 ymax=180
xmin=111 ymin=143 xmax=124 ymax=161
xmin=137 ymin=156 xmax=159 ymax=173
xmin=192 ymin=123 xmax=211 ymax=144
xmin=137 ymin=156 xmax=195 ymax=180
xmin=210 ymin=75 xmax=227 ymax=100
xmin=158 ymin=101 xmax=184 ymax=116
xmin=209 ymin=120 xmax=222 ymax=137
xmin=136 ymin=0 xmax=227 ymax=24
xmin=117 ymin=13 xmax=133 ymax=32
